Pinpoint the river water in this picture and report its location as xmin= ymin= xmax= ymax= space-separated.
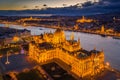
xmin=0 ymin=24 xmax=120 ymax=71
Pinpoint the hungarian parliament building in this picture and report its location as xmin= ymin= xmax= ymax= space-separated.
xmin=29 ymin=28 xmax=105 ymax=78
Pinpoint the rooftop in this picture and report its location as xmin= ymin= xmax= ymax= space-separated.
xmin=38 ymin=42 xmax=54 ymax=50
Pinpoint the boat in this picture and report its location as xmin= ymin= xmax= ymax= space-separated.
xmin=100 ymin=34 xmax=107 ymax=37
xmin=39 ymin=28 xmax=43 ymax=30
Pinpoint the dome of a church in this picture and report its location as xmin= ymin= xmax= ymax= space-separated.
xmin=54 ymin=28 xmax=64 ymax=36
xmin=53 ymin=28 xmax=66 ymax=43
xmin=12 ymin=36 xmax=20 ymax=42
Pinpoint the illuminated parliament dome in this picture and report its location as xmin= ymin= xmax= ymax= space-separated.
xmin=54 ymin=28 xmax=66 ymax=43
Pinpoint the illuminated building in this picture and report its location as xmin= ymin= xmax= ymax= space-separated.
xmin=5 ymin=23 xmax=9 ymax=28
xmin=74 ymin=24 xmax=79 ymax=30
xmin=23 ymin=23 xmax=27 ymax=27
xmin=113 ymin=17 xmax=120 ymax=21
xmin=76 ymin=16 xmax=94 ymax=23
xmin=17 ymin=16 xmax=40 ymax=23
xmin=12 ymin=36 xmax=20 ymax=42
xmin=29 ymin=28 xmax=105 ymax=78
xmin=101 ymin=25 xmax=105 ymax=33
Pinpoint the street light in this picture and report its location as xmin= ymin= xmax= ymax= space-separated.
xmin=5 ymin=51 xmax=10 ymax=64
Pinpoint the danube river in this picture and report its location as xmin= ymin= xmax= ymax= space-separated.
xmin=0 ymin=24 xmax=120 ymax=71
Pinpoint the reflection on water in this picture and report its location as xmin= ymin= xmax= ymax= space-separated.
xmin=0 ymin=24 xmax=120 ymax=71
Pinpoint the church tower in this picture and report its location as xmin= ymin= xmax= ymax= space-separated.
xmin=101 ymin=25 xmax=105 ymax=33
xmin=5 ymin=22 xmax=9 ymax=28
xmin=5 ymin=24 xmax=9 ymax=28
xmin=74 ymin=24 xmax=79 ymax=30
xmin=23 ymin=23 xmax=26 ymax=27
xmin=82 ymin=16 xmax=85 ymax=20
xmin=70 ymin=32 xmax=74 ymax=41
xmin=78 ymin=37 xmax=80 ymax=43
xmin=78 ymin=37 xmax=81 ymax=49
xmin=30 ymin=16 xmax=33 ymax=20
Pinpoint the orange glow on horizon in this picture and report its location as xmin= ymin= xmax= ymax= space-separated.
xmin=0 ymin=0 xmax=97 ymax=10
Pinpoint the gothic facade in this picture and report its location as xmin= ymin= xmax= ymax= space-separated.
xmin=29 ymin=28 xmax=104 ymax=78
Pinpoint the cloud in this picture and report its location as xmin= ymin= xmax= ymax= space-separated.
xmin=101 ymin=0 xmax=120 ymax=3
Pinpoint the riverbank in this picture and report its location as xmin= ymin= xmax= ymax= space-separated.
xmin=32 ymin=24 xmax=120 ymax=39
xmin=95 ymin=68 xmax=120 ymax=80
xmin=12 ymin=22 xmax=120 ymax=40
xmin=0 ymin=20 xmax=120 ymax=39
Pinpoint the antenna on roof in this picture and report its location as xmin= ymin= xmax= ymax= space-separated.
xmin=57 ymin=19 xmax=61 ymax=28
xmin=70 ymin=32 xmax=74 ymax=41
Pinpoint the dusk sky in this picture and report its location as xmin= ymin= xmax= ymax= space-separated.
xmin=0 ymin=0 xmax=98 ymax=10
